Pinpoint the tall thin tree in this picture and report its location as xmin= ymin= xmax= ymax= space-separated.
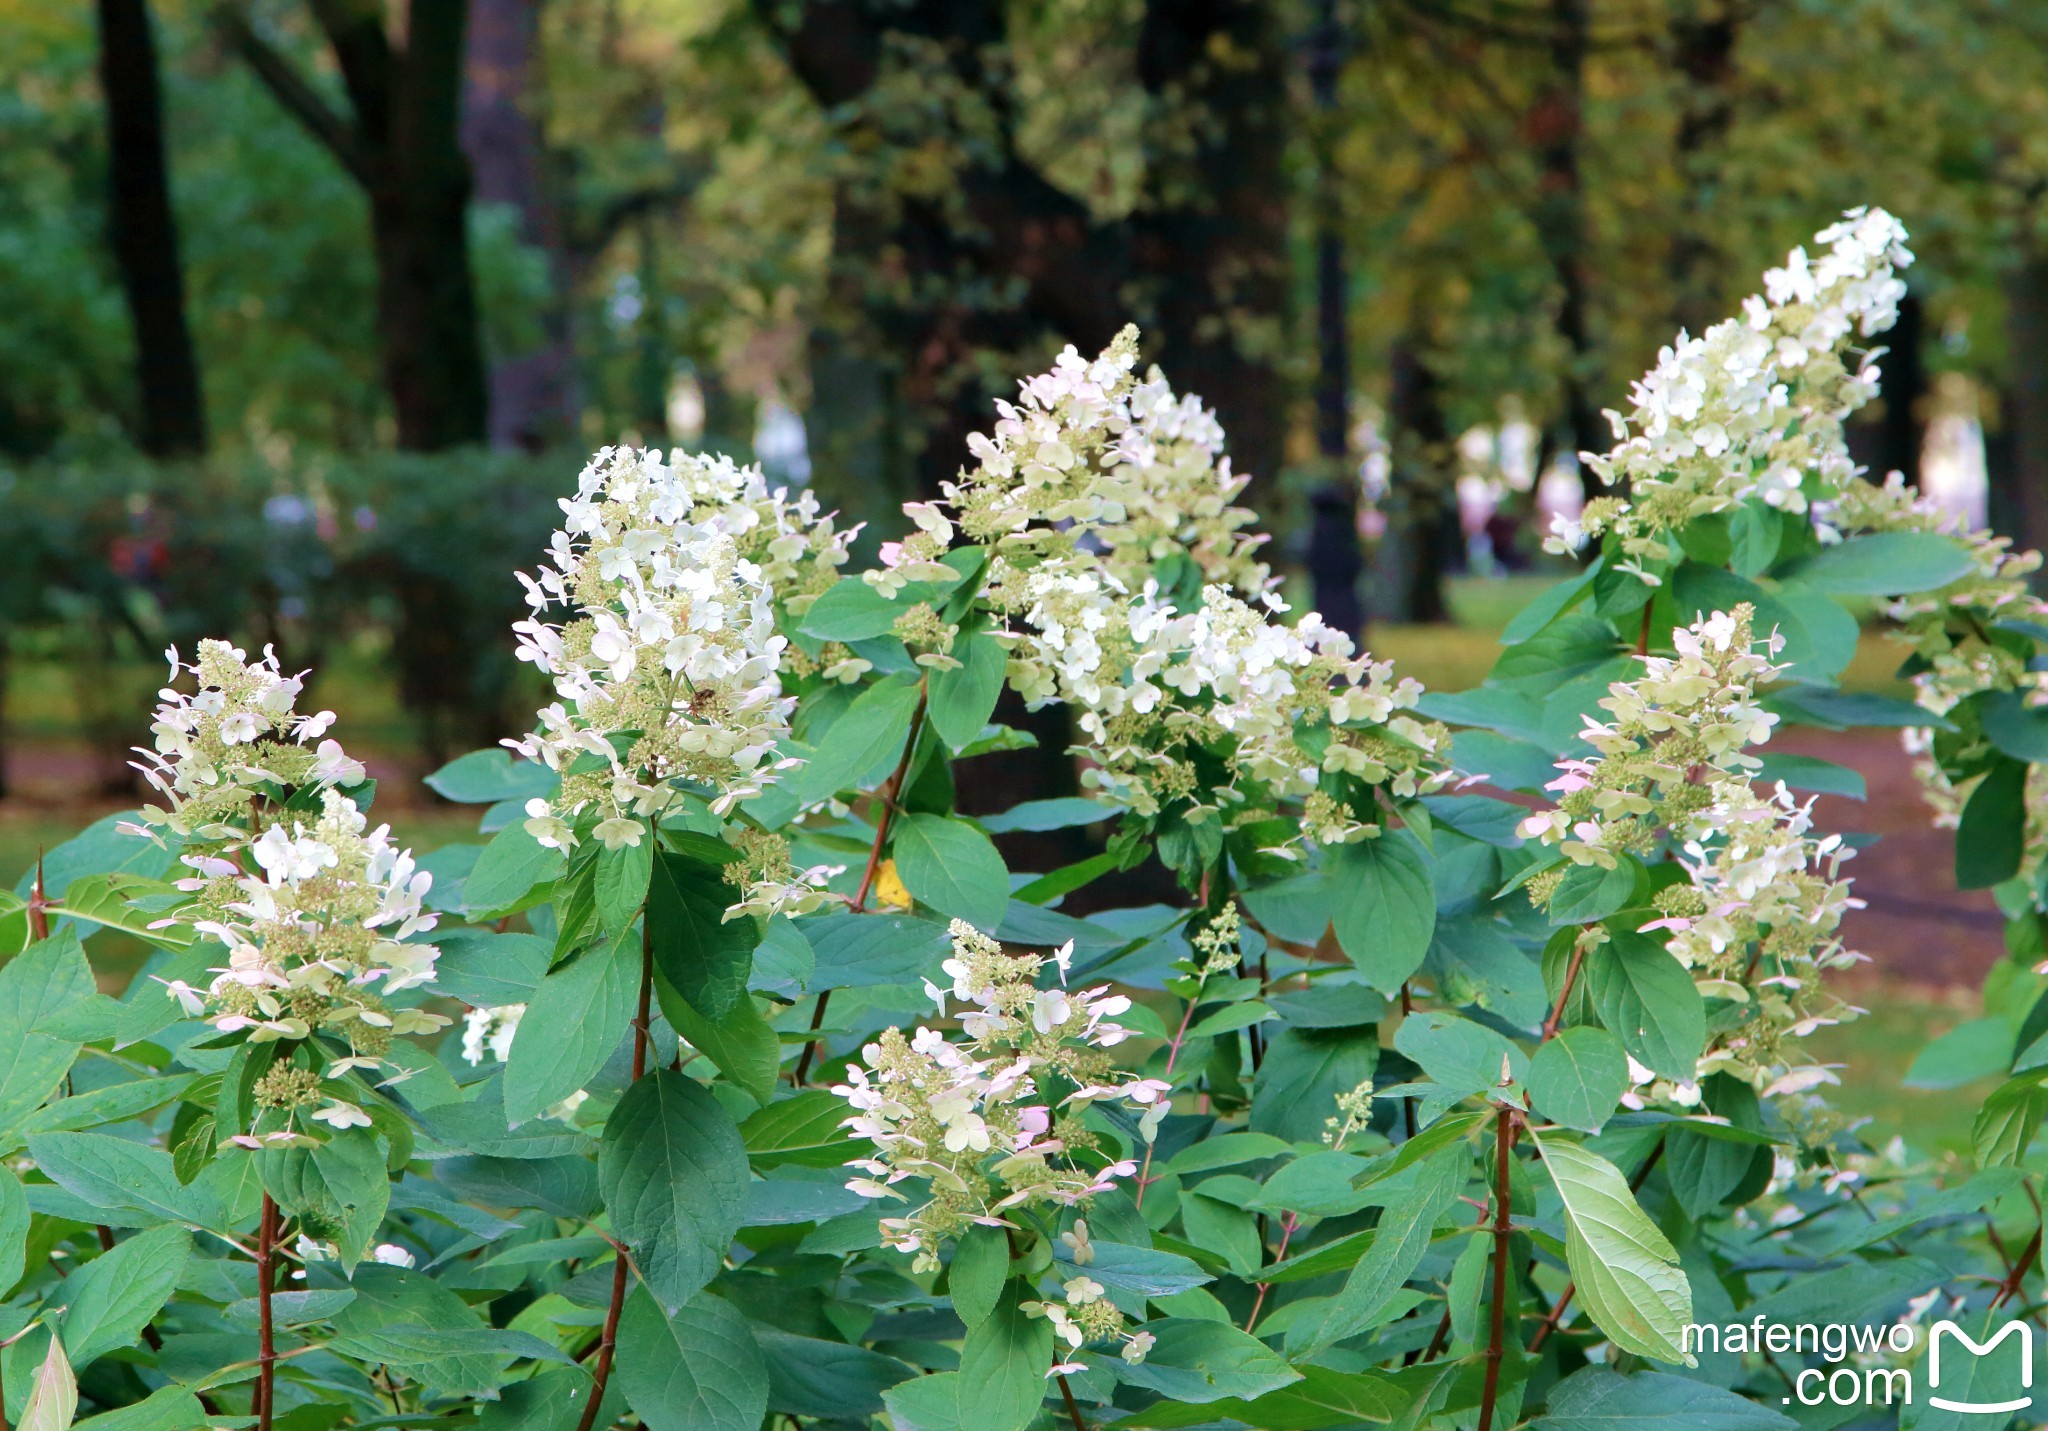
xmin=218 ymin=0 xmax=489 ymax=450
xmin=97 ymin=0 xmax=208 ymax=457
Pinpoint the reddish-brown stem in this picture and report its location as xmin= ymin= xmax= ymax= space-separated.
xmin=576 ymin=922 xmax=656 ymax=1431
xmin=1245 ymin=1212 xmax=1298 ymax=1332
xmin=1541 ymin=937 xmax=1588 ymax=1043
xmin=1992 ymin=1202 xmax=2042 ymax=1312
xmin=1636 ymin=603 xmax=1654 ymax=657
xmin=27 ymin=854 xmax=50 ymax=942
xmin=1133 ymin=991 xmax=1203 ymax=1210
xmin=796 ymin=687 xmax=929 ymax=1085
xmin=256 ymin=1193 xmax=278 ymax=1431
xmin=1477 ymin=1105 xmax=1519 ymax=1431
xmin=1056 ymin=1371 xmax=1090 ymax=1431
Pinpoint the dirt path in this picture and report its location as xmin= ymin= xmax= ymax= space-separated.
xmin=1776 ymin=727 xmax=2004 ymax=989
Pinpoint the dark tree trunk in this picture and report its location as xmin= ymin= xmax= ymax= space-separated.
xmin=766 ymin=0 xmax=1128 ymax=499
xmin=1669 ymin=0 xmax=1740 ymax=334
xmin=1304 ymin=0 xmax=1362 ymax=636
xmin=1133 ymin=0 xmax=1293 ymax=490
xmin=221 ymin=0 xmax=488 ymax=451
xmin=1845 ymin=290 xmax=1926 ymax=488
xmin=463 ymin=0 xmax=574 ymax=450
xmin=95 ymin=0 xmax=207 ymax=457
xmin=1384 ymin=338 xmax=1456 ymax=625
xmin=1526 ymin=0 xmax=1603 ymax=491
xmin=1993 ymin=261 xmax=2048 ymax=560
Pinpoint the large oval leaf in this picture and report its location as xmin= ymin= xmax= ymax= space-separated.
xmin=616 ymin=1286 xmax=766 ymax=1431
xmin=1329 ymin=834 xmax=1435 ymax=992
xmin=891 ymin=813 xmax=1008 ymax=932
xmin=597 ymin=1070 xmax=748 ymax=1314
xmin=1530 ymin=1129 xmax=1693 ymax=1365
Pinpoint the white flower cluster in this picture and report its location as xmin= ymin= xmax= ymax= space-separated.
xmin=1518 ymin=608 xmax=1863 ymax=1117
xmin=1027 ymin=1229 xmax=1156 ymax=1374
xmin=131 ymin=640 xmax=364 ymax=840
xmin=1559 ymin=208 xmax=1913 ymax=574
xmin=944 ymin=326 xmax=1270 ymax=599
xmin=832 ymin=921 xmax=1169 ymax=1273
xmin=459 ymin=1004 xmax=589 ymax=1122
xmin=129 ymin=641 xmax=442 ymax=1138
xmin=508 ymin=447 xmax=852 ymax=847
xmin=164 ymin=787 xmax=449 ymax=1142
xmin=925 ymin=329 xmax=1449 ymax=845
xmin=1010 ymin=574 xmax=1451 ymax=842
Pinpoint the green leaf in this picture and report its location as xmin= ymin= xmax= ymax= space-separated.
xmin=649 ymin=848 xmax=757 ymax=1019
xmin=1529 ymin=1027 xmax=1628 ymax=1133
xmin=1393 ymin=1010 xmax=1528 ymax=1099
xmin=1329 ymin=834 xmax=1436 ymax=993
xmin=0 ymin=1165 xmax=25 ymax=1293
xmin=598 ymin=1070 xmax=749 ymax=1314
xmin=659 ymin=977 xmax=780 ymax=1105
xmin=1120 ymin=1364 xmax=1403 ymax=1429
xmin=262 ymin=1128 xmax=391 ymax=1269
xmin=465 ymin=822 xmax=567 ymax=916
xmin=1548 ymin=859 xmax=1639 ymax=926
xmin=1251 ymin=1027 xmax=1378 ymax=1145
xmin=425 ymin=748 xmax=558 ymax=804
xmin=472 ymin=1369 xmax=602 ymax=1431
xmin=1501 ymin=556 xmax=1604 ymax=645
xmin=1973 ymin=1069 xmax=2048 ymax=1167
xmin=325 ymin=1265 xmax=506 ymax=1398
xmin=18 ymin=1334 xmax=76 ymax=1431
xmin=738 ymin=1091 xmax=854 ymax=1169
xmin=978 ymin=798 xmax=1111 ymax=834
xmin=755 ymin=1330 xmax=914 ymax=1420
xmin=593 ymin=835 xmax=654 ymax=936
xmin=801 ymin=577 xmax=940 ymax=641
xmin=792 ymin=674 xmax=922 ymax=804
xmin=1122 ymin=1319 xmax=1304 ymax=1405
xmin=1905 ymin=1016 xmax=2014 ymax=1089
xmin=928 ymin=629 xmax=1006 ymax=751
xmin=882 ymin=1288 xmax=1053 ymax=1431
xmin=433 ymin=931 xmax=551 ymax=1007
xmin=1782 ymin=531 xmax=1977 ymax=595
xmin=1529 ymin=1128 xmax=1693 ymax=1365
xmin=438 ymin=1155 xmax=600 ymax=1219
xmin=1957 ymin=755 xmax=2028 ymax=890
xmin=58 ymin=1225 xmax=189 ymax=1366
xmin=947 ymin=1223 xmax=1009 ymax=1329
xmin=891 ymin=813 xmax=1009 ymax=931
xmin=616 ymin=1285 xmax=767 ymax=1431
xmin=1285 ymin=1143 xmax=1466 ymax=1355
xmin=0 ymin=932 xmax=92 ymax=1138
xmin=1531 ymin=1368 xmax=1794 ymax=1430
xmin=505 ymin=927 xmax=639 ymax=1124
xmin=1977 ymin=690 xmax=2048 ymax=763
xmin=1052 ymin=1239 xmax=1211 ymax=1299
xmin=798 ymin=910 xmax=952 ymax=990
xmin=72 ymin=1386 xmax=205 ymax=1431
xmin=1587 ymin=930 xmax=1704 ymax=1082
xmin=27 ymin=1132 xmax=214 ymax=1228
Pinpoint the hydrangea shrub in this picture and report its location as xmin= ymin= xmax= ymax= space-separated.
xmin=0 ymin=207 xmax=2039 ymax=1431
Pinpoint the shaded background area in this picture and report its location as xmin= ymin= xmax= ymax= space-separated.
xmin=7 ymin=0 xmax=2047 ymax=1151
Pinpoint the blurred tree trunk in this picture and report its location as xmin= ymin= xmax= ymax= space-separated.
xmin=462 ymin=0 xmax=574 ymax=451
xmin=220 ymin=0 xmax=489 ymax=451
xmin=1133 ymin=0 xmax=1292 ymax=490
xmin=1844 ymin=290 xmax=1926 ymax=487
xmin=1668 ymin=0 xmax=1740 ymax=335
xmin=96 ymin=0 xmax=208 ymax=458
xmin=1525 ymin=0 xmax=1603 ymax=492
xmin=1991 ymin=260 xmax=2048 ymax=561
xmin=1304 ymin=0 xmax=1362 ymax=635
xmin=761 ymin=0 xmax=1129 ymax=501
xmin=762 ymin=0 xmax=1292 ymax=511
xmin=1381 ymin=336 xmax=1456 ymax=625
